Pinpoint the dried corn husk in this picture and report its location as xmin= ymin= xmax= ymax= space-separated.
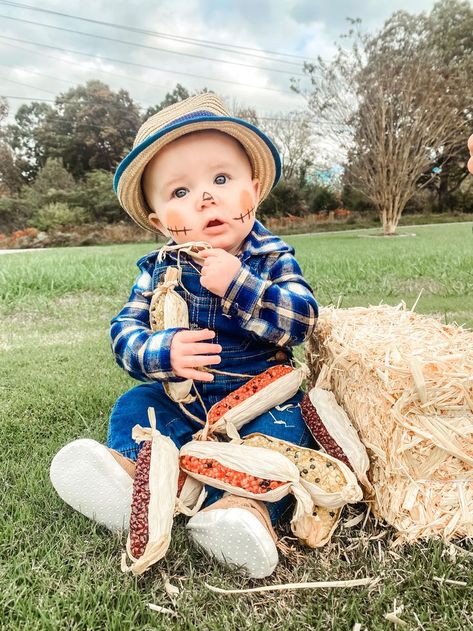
xmin=243 ymin=433 xmax=362 ymax=509
xmin=201 ymin=364 xmax=309 ymax=439
xmin=306 ymin=303 xmax=473 ymax=543
xmin=122 ymin=408 xmax=179 ymax=575
xmin=180 ymin=440 xmax=318 ymax=542
xmin=304 ymin=387 xmax=371 ymax=488
xmin=147 ymin=266 xmax=195 ymax=405
xmin=309 ymin=506 xmax=341 ymax=547
xmin=175 ymin=474 xmax=207 ymax=517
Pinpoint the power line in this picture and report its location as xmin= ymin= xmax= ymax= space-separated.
xmin=0 ymin=35 xmax=298 ymax=95
xmin=0 ymin=93 xmax=341 ymax=129
xmin=1 ymin=94 xmax=54 ymax=101
xmin=0 ymin=93 xmax=303 ymax=121
xmin=0 ymin=0 xmax=311 ymax=65
xmin=0 ymin=13 xmax=305 ymax=77
xmin=0 ymin=42 xmax=172 ymax=91
xmin=0 ymin=74 xmax=56 ymax=93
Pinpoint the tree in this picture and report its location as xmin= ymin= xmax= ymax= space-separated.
xmin=259 ymin=111 xmax=315 ymax=182
xmin=144 ymin=84 xmax=191 ymax=118
xmin=144 ymin=84 xmax=213 ymax=119
xmin=0 ymin=98 xmax=22 ymax=195
xmin=45 ymin=81 xmax=142 ymax=178
xmin=30 ymin=157 xmax=75 ymax=195
xmin=5 ymin=82 xmax=142 ymax=180
xmin=4 ymin=101 xmax=53 ymax=181
xmin=421 ymin=0 xmax=473 ymax=212
xmin=295 ymin=8 xmax=471 ymax=234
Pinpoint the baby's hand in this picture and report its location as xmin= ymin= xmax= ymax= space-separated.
xmin=468 ymin=134 xmax=473 ymax=174
xmin=199 ymin=248 xmax=242 ymax=297
xmin=170 ymin=328 xmax=221 ymax=382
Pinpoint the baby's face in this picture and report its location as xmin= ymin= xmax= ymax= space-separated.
xmin=142 ymin=130 xmax=260 ymax=255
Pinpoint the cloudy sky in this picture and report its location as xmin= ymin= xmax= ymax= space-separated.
xmin=0 ymin=0 xmax=438 ymax=122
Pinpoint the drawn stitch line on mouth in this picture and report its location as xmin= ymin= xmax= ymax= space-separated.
xmin=168 ymin=226 xmax=192 ymax=235
xmin=232 ymin=207 xmax=255 ymax=223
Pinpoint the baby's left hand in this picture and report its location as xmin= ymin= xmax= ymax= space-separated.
xmin=199 ymin=248 xmax=242 ymax=297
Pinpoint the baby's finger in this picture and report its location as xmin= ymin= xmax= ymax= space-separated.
xmin=187 ymin=343 xmax=222 ymax=355
xmin=178 ymin=367 xmax=214 ymax=382
xmin=178 ymin=328 xmax=215 ymax=341
xmin=182 ymin=355 xmax=221 ymax=368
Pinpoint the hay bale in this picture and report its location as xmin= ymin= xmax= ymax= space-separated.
xmin=305 ymin=303 xmax=473 ymax=543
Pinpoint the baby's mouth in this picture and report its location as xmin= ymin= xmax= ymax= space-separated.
xmin=205 ymin=219 xmax=224 ymax=228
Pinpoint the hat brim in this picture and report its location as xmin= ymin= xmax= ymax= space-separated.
xmin=114 ymin=116 xmax=281 ymax=233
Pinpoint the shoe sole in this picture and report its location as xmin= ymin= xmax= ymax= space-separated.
xmin=50 ymin=438 xmax=133 ymax=532
xmin=187 ymin=507 xmax=278 ymax=579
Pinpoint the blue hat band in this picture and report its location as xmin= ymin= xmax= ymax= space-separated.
xmin=114 ymin=114 xmax=281 ymax=193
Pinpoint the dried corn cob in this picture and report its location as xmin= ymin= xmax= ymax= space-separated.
xmin=146 ymin=266 xmax=195 ymax=405
xmin=301 ymin=388 xmax=370 ymax=488
xmin=123 ymin=409 xmax=180 ymax=575
xmin=180 ymin=439 xmax=318 ymax=543
xmin=203 ymin=364 xmax=308 ymax=438
xmin=180 ymin=455 xmax=285 ymax=494
xmin=300 ymin=506 xmax=341 ymax=548
xmin=129 ymin=441 xmax=152 ymax=559
xmin=301 ymin=394 xmax=351 ymax=469
xmin=243 ymin=433 xmax=362 ymax=509
xmin=130 ymin=448 xmax=188 ymax=559
xmin=208 ymin=365 xmax=293 ymax=425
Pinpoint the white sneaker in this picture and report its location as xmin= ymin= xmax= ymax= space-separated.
xmin=50 ymin=438 xmax=134 ymax=532
xmin=186 ymin=495 xmax=279 ymax=579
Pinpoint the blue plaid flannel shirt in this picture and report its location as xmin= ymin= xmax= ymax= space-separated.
xmin=110 ymin=220 xmax=318 ymax=382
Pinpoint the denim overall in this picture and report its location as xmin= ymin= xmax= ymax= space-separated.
xmin=107 ymin=248 xmax=317 ymax=525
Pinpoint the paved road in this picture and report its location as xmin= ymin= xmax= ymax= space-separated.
xmin=0 ymin=248 xmax=47 ymax=255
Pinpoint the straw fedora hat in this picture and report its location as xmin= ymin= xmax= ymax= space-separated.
xmin=113 ymin=92 xmax=281 ymax=233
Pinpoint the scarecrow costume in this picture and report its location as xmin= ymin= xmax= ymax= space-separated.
xmin=50 ymin=93 xmax=319 ymax=579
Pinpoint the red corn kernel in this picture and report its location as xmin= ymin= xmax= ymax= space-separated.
xmin=180 ymin=456 xmax=286 ymax=494
xmin=207 ymin=365 xmax=294 ymax=426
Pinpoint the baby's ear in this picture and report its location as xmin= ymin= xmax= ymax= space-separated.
xmin=148 ymin=212 xmax=169 ymax=236
xmin=252 ymin=178 xmax=261 ymax=203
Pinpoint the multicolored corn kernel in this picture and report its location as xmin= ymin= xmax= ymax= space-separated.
xmin=243 ymin=434 xmax=347 ymax=493
xmin=129 ymin=442 xmax=152 ymax=559
xmin=129 ymin=446 xmax=187 ymax=559
xmin=300 ymin=393 xmax=353 ymax=470
xmin=207 ymin=365 xmax=294 ymax=426
xmin=180 ymin=455 xmax=286 ymax=494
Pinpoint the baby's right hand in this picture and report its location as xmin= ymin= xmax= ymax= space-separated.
xmin=170 ymin=328 xmax=222 ymax=382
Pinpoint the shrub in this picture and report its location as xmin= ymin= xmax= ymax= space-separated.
xmin=259 ymin=179 xmax=308 ymax=218
xmin=0 ymin=196 xmax=35 ymax=233
xmin=342 ymin=186 xmax=376 ymax=213
xmin=30 ymin=202 xmax=88 ymax=231
xmin=32 ymin=158 xmax=75 ymax=195
xmin=310 ymin=186 xmax=339 ymax=213
xmin=71 ymin=170 xmax=124 ymax=223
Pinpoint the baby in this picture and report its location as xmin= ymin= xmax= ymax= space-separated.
xmin=50 ymin=93 xmax=319 ymax=579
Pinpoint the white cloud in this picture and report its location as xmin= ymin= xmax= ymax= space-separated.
xmin=0 ymin=0 xmax=439 ymax=122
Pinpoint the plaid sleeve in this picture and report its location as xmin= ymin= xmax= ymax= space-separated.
xmin=110 ymin=263 xmax=188 ymax=382
xmin=220 ymin=252 xmax=318 ymax=347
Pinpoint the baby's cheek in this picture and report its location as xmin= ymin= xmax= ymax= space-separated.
xmin=240 ymin=190 xmax=254 ymax=212
xmin=165 ymin=209 xmax=185 ymax=228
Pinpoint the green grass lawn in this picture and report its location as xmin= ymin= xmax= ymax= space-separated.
xmin=1 ymin=223 xmax=472 ymax=630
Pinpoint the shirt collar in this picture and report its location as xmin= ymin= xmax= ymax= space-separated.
xmin=162 ymin=219 xmax=294 ymax=262
xmin=237 ymin=219 xmax=294 ymax=261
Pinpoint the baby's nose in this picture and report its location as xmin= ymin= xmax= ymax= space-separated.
xmin=200 ymin=191 xmax=216 ymax=207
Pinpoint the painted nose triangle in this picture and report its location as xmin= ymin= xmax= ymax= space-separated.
xmin=202 ymin=192 xmax=214 ymax=201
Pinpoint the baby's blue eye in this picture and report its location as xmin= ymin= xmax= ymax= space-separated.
xmin=214 ymin=175 xmax=227 ymax=185
xmin=173 ymin=187 xmax=188 ymax=199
